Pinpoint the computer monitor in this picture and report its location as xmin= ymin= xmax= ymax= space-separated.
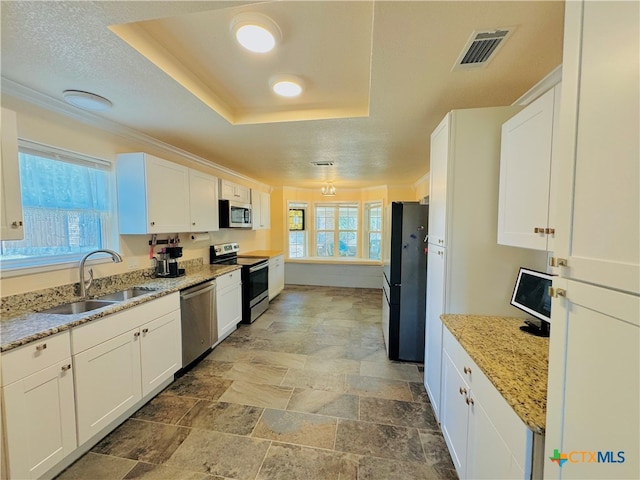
xmin=510 ymin=267 xmax=553 ymax=337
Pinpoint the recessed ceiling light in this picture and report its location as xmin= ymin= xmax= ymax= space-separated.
xmin=63 ymin=90 xmax=112 ymax=111
xmin=271 ymin=75 xmax=304 ymax=97
xmin=231 ymin=13 xmax=281 ymax=53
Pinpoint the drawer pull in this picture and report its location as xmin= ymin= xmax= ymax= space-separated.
xmin=463 ymin=366 xmax=472 ymax=375
xmin=134 ymin=332 xmax=140 ymax=338
xmin=466 ymin=396 xmax=475 ymax=406
xmin=142 ymin=328 xmax=149 ymax=334
xmin=61 ymin=364 xmax=72 ymax=372
xmin=459 ymin=387 xmax=467 ymax=395
xmin=36 ymin=343 xmax=47 ymax=351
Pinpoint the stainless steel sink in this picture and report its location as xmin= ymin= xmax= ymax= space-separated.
xmin=42 ymin=300 xmax=117 ymax=315
xmin=95 ymin=287 xmax=158 ymax=302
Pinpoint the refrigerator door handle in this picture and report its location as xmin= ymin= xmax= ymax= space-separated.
xmin=424 ymin=234 xmax=429 ymax=242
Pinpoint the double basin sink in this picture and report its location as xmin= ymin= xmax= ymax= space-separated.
xmin=42 ymin=287 xmax=158 ymax=315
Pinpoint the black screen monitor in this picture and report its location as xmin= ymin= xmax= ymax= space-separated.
xmin=510 ymin=267 xmax=553 ymax=337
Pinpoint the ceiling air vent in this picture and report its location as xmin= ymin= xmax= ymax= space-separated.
xmin=453 ymin=27 xmax=514 ymax=70
xmin=310 ymin=161 xmax=335 ymax=167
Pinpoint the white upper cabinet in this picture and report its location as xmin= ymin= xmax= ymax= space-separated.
xmin=117 ymin=153 xmax=190 ymax=234
xmin=498 ymin=85 xmax=560 ymax=251
xmin=219 ymin=179 xmax=251 ymax=203
xmin=252 ymin=190 xmax=271 ymax=230
xmin=428 ymin=114 xmax=450 ymax=247
xmin=0 ymin=107 xmax=24 ymax=240
xmin=551 ymin=1 xmax=639 ymax=295
xmin=189 ymin=169 xmax=219 ymax=232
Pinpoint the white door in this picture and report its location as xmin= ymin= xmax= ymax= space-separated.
xmin=73 ymin=329 xmax=142 ymax=445
xmin=0 ymin=107 xmax=24 ymax=241
xmin=545 ymin=279 xmax=639 ymax=480
xmin=553 ymin=0 xmax=639 ymax=294
xmin=189 ymin=169 xmax=218 ymax=232
xmin=497 ymin=88 xmax=555 ymax=250
xmin=440 ymin=349 xmax=469 ymax=478
xmin=140 ymin=310 xmax=181 ymax=397
xmin=428 ymin=114 xmax=449 ymax=247
xmin=2 ymin=360 xmax=76 ymax=479
xmin=424 ymin=244 xmax=445 ymax=421
xmin=145 ymin=155 xmax=190 ymax=233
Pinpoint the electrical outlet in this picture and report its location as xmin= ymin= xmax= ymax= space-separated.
xmin=127 ymin=257 xmax=139 ymax=271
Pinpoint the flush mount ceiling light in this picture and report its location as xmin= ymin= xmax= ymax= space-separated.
xmin=271 ymin=75 xmax=304 ymax=97
xmin=231 ymin=13 xmax=281 ymax=53
xmin=62 ymin=90 xmax=112 ymax=111
xmin=321 ymin=183 xmax=336 ymax=196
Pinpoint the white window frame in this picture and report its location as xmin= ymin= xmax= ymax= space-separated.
xmin=0 ymin=140 xmax=118 ymax=276
xmin=364 ymin=201 xmax=383 ymax=260
xmin=314 ymin=202 xmax=359 ymax=258
xmin=287 ymin=202 xmax=308 ymax=259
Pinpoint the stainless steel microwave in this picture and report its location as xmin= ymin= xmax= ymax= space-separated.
xmin=219 ymin=199 xmax=252 ymax=228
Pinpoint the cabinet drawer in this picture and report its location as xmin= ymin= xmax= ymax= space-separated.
xmin=442 ymin=328 xmax=478 ymax=389
xmin=71 ymin=293 xmax=180 ymax=354
xmin=216 ymin=270 xmax=241 ymax=290
xmin=1 ymin=331 xmax=71 ymax=385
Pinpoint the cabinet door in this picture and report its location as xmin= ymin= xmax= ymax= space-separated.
xmin=140 ymin=310 xmax=181 ymax=397
xmin=440 ymin=349 xmax=469 ymax=478
xmin=74 ymin=329 xmax=142 ymax=445
xmin=0 ymin=107 xmax=24 ymax=241
xmin=236 ymin=184 xmax=251 ymax=203
xmin=2 ymin=360 xmax=76 ymax=479
xmin=189 ymin=169 xmax=218 ymax=232
xmin=268 ymin=255 xmax=284 ymax=300
xmin=553 ymin=0 xmax=639 ymax=294
xmin=216 ymin=283 xmax=242 ymax=341
xmin=424 ymin=245 xmax=445 ymax=421
xmin=255 ymin=191 xmax=270 ymax=229
xmin=428 ymin=114 xmax=449 ymax=246
xmin=145 ymin=155 xmax=190 ymax=233
xmin=497 ymin=88 xmax=555 ymax=250
xmin=466 ymin=393 xmax=524 ymax=479
xmin=545 ymin=280 xmax=639 ymax=480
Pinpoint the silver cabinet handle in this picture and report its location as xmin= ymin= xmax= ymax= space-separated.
xmin=134 ymin=332 xmax=140 ymax=337
xmin=142 ymin=328 xmax=149 ymax=334
xmin=463 ymin=366 xmax=472 ymax=374
xmin=36 ymin=343 xmax=47 ymax=351
xmin=61 ymin=364 xmax=72 ymax=372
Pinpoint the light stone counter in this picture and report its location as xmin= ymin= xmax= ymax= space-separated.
xmin=0 ymin=264 xmax=240 ymax=352
xmin=240 ymin=250 xmax=284 ymax=259
xmin=441 ymin=314 xmax=549 ymax=434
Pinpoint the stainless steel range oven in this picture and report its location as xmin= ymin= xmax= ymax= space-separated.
xmin=210 ymin=243 xmax=269 ymax=323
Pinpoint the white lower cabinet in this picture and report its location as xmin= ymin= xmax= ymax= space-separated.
xmin=268 ymin=254 xmax=285 ymax=300
xmin=71 ymin=293 xmax=181 ymax=446
xmin=216 ymin=271 xmax=242 ymax=343
xmin=73 ymin=328 xmax=142 ymax=445
xmin=1 ymin=332 xmax=77 ymax=480
xmin=441 ymin=328 xmax=532 ymax=479
xmin=424 ymin=245 xmax=445 ymax=421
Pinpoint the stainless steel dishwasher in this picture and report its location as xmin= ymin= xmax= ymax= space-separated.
xmin=180 ymin=280 xmax=217 ymax=368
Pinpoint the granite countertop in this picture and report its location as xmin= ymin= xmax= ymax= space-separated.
xmin=240 ymin=250 xmax=284 ymax=259
xmin=440 ymin=314 xmax=549 ymax=434
xmin=0 ymin=264 xmax=240 ymax=353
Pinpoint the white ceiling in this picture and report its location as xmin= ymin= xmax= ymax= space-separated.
xmin=0 ymin=1 xmax=564 ymax=189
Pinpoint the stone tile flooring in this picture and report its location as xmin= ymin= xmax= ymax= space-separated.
xmin=56 ymin=285 xmax=457 ymax=480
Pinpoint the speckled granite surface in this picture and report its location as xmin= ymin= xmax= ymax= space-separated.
xmin=241 ymin=250 xmax=284 ymax=259
xmin=0 ymin=264 xmax=240 ymax=352
xmin=440 ymin=314 xmax=549 ymax=434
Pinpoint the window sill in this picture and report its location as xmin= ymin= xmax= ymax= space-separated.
xmin=286 ymin=257 xmax=382 ymax=266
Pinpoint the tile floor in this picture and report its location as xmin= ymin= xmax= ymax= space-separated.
xmin=56 ymin=285 xmax=457 ymax=480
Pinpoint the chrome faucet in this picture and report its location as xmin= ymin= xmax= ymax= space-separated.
xmin=79 ymin=249 xmax=123 ymax=298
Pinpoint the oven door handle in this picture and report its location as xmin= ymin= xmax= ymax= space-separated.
xmin=249 ymin=262 xmax=268 ymax=273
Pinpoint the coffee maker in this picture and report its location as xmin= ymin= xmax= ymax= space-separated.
xmin=155 ymin=246 xmax=185 ymax=278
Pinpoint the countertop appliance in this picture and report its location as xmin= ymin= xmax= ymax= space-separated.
xmin=210 ymin=243 xmax=269 ymax=323
xmin=218 ymin=199 xmax=252 ymax=228
xmin=180 ymin=279 xmax=216 ymax=368
xmin=156 ymin=246 xmax=185 ymax=278
xmin=382 ymin=201 xmax=429 ymax=362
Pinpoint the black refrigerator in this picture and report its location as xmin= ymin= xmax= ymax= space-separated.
xmin=382 ymin=201 xmax=428 ymax=362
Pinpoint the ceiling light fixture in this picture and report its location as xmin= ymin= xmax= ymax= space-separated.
xmin=62 ymin=90 xmax=112 ymax=111
xmin=271 ymin=75 xmax=304 ymax=97
xmin=231 ymin=13 xmax=281 ymax=53
xmin=321 ymin=183 xmax=336 ymax=196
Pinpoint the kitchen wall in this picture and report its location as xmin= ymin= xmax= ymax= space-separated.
xmin=0 ymin=96 xmax=270 ymax=296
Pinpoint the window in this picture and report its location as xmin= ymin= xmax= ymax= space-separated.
xmin=365 ymin=201 xmax=382 ymax=260
xmin=315 ymin=203 xmax=358 ymax=257
xmin=0 ymin=141 xmax=114 ymax=269
xmin=288 ymin=203 xmax=307 ymax=258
